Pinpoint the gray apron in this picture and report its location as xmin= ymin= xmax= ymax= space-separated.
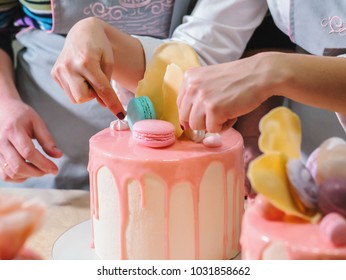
xmin=290 ymin=0 xmax=346 ymax=56
xmin=285 ymin=0 xmax=346 ymax=158
xmin=3 ymin=0 xmax=196 ymax=189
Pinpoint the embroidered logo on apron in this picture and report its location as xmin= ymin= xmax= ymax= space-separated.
xmin=321 ymin=16 xmax=346 ymax=35
xmin=290 ymin=0 xmax=346 ymax=55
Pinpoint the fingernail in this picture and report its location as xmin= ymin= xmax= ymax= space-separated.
xmin=52 ymin=146 xmax=63 ymax=157
xmin=117 ymin=112 xmax=125 ymax=120
xmin=53 ymin=146 xmax=62 ymax=153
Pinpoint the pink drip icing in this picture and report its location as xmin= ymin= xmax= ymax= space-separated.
xmin=118 ymin=178 xmax=129 ymax=259
xmin=237 ymin=177 xmax=244 ymax=252
xmin=231 ymin=176 xmax=238 ymax=251
xmin=88 ymin=128 xmax=244 ymax=259
xmin=222 ymin=170 xmax=228 ymax=259
xmin=192 ymin=181 xmax=200 ymax=259
xmin=89 ymin=171 xmax=94 ymax=249
xmin=164 ymin=182 xmax=170 ymax=259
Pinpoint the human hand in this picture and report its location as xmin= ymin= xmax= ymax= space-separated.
xmin=177 ymin=52 xmax=280 ymax=133
xmin=0 ymin=98 xmax=63 ymax=182
xmin=51 ymin=17 xmax=125 ymax=119
xmin=0 ymin=193 xmax=45 ymax=260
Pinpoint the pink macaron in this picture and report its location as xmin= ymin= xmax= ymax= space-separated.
xmin=319 ymin=212 xmax=346 ymax=246
xmin=132 ymin=119 xmax=176 ymax=148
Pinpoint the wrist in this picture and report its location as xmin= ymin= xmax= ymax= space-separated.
xmin=256 ymin=52 xmax=292 ymax=100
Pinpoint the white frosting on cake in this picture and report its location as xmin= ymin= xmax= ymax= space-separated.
xmin=89 ymin=127 xmax=244 ymax=260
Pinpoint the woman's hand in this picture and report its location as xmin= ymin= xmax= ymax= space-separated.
xmin=51 ymin=18 xmax=121 ymax=113
xmin=0 ymin=98 xmax=62 ymax=182
xmin=177 ymin=52 xmax=284 ymax=132
xmin=51 ymin=17 xmax=144 ymax=119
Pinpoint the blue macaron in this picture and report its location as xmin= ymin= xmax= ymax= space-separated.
xmin=127 ymin=96 xmax=156 ymax=129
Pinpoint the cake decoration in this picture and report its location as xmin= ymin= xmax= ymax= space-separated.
xmin=131 ymin=41 xmax=224 ymax=147
xmin=316 ymin=137 xmax=346 ymax=185
xmin=247 ymin=106 xmax=320 ymax=221
xmin=132 ymin=119 xmax=176 ymax=148
xmin=203 ymin=133 xmax=222 ymax=148
xmin=184 ymin=129 xmax=205 ymax=143
xmin=136 ymin=42 xmax=200 ymax=137
xmin=286 ymin=159 xmax=318 ymax=214
xmin=318 ymin=177 xmax=346 ymax=217
xmin=319 ymin=213 xmax=346 ymax=246
xmin=241 ymin=106 xmax=346 ymax=259
xmin=110 ymin=119 xmax=129 ymax=131
xmin=88 ymin=42 xmax=245 ymax=260
xmin=127 ymin=96 xmax=156 ymax=129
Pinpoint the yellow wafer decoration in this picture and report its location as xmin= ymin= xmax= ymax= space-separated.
xmin=136 ymin=42 xmax=200 ymax=137
xmin=248 ymin=107 xmax=318 ymax=222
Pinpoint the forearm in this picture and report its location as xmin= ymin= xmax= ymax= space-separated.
xmin=269 ymin=53 xmax=346 ymax=113
xmin=0 ymin=49 xmax=20 ymax=101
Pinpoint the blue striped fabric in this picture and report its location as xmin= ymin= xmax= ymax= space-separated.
xmin=0 ymin=0 xmax=52 ymax=30
xmin=21 ymin=5 xmax=52 ymax=29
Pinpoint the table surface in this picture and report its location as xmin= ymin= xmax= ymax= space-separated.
xmin=0 ymin=187 xmax=90 ymax=260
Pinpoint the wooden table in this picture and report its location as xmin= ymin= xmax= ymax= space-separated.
xmin=0 ymin=188 xmax=90 ymax=260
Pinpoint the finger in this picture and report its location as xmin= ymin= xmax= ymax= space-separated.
xmin=205 ymin=109 xmax=226 ymax=133
xmin=95 ymin=96 xmax=106 ymax=107
xmin=189 ymin=98 xmax=206 ymax=131
xmin=30 ymin=117 xmax=63 ymax=160
xmin=0 ymin=168 xmax=27 ymax=183
xmin=85 ymin=68 xmax=125 ymax=118
xmin=205 ymin=115 xmax=223 ymax=133
xmin=51 ymin=66 xmax=77 ymax=104
xmin=69 ymin=77 xmax=97 ymax=104
xmin=178 ymin=84 xmax=196 ymax=130
xmin=0 ymin=142 xmax=45 ymax=180
xmin=99 ymin=51 xmax=114 ymax=81
xmin=176 ymin=77 xmax=186 ymax=109
xmin=224 ymin=118 xmax=238 ymax=128
xmin=204 ymin=98 xmax=232 ymax=133
xmin=0 ymin=154 xmax=14 ymax=181
xmin=9 ymin=128 xmax=60 ymax=175
xmin=177 ymin=69 xmax=192 ymax=108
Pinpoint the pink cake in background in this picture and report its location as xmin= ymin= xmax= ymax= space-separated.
xmin=88 ymin=126 xmax=244 ymax=260
xmin=240 ymin=107 xmax=346 ymax=260
xmin=241 ymin=195 xmax=346 ymax=259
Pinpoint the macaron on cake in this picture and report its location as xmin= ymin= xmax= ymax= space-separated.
xmin=240 ymin=106 xmax=346 ymax=260
xmin=126 ymin=41 xmax=223 ymax=148
xmin=127 ymin=96 xmax=156 ymax=129
xmin=88 ymin=42 xmax=245 ymax=260
xmin=132 ymin=119 xmax=176 ymax=148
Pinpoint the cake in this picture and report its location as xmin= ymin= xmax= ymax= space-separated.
xmin=240 ymin=107 xmax=346 ymax=259
xmin=87 ymin=42 xmax=245 ymax=260
xmin=88 ymin=125 xmax=244 ymax=259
